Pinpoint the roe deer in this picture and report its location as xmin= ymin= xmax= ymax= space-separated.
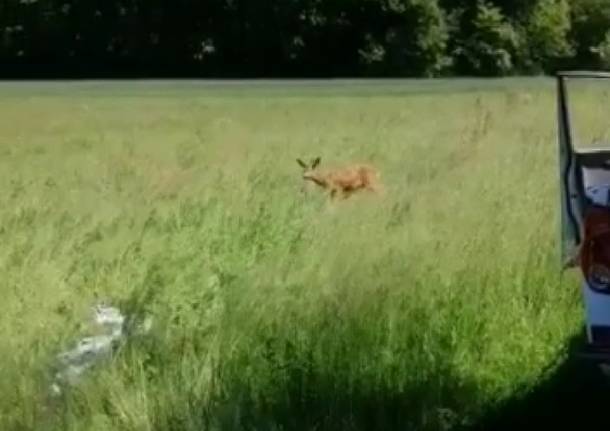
xmin=296 ymin=156 xmax=382 ymax=200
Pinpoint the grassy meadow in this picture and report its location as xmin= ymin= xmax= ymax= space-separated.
xmin=0 ymin=79 xmax=595 ymax=430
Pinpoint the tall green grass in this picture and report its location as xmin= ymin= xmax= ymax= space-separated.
xmin=0 ymin=80 xmax=587 ymax=430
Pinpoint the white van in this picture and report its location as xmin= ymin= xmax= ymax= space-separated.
xmin=558 ymin=70 xmax=610 ymax=370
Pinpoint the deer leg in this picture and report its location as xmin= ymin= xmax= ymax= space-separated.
xmin=367 ymin=181 xmax=384 ymax=195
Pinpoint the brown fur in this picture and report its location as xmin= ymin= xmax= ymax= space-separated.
xmin=297 ymin=157 xmax=382 ymax=200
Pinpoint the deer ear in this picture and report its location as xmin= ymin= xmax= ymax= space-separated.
xmin=312 ymin=157 xmax=321 ymax=169
xmin=297 ymin=158 xmax=307 ymax=168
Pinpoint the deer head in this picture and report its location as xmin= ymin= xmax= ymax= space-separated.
xmin=297 ymin=157 xmax=326 ymax=187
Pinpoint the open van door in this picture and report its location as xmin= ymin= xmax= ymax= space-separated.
xmin=557 ymin=72 xmax=586 ymax=268
xmin=557 ymin=71 xmax=610 ymax=367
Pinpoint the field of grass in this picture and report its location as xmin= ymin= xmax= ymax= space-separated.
xmin=0 ymin=79 xmax=595 ymax=431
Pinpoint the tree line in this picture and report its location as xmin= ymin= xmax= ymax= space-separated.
xmin=1 ymin=0 xmax=610 ymax=78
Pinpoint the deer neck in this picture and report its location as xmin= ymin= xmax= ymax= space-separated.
xmin=304 ymin=173 xmax=328 ymax=188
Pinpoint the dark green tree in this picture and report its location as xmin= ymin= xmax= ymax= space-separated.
xmin=450 ymin=0 xmax=519 ymax=75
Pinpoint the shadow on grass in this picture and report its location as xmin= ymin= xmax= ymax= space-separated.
xmin=200 ymin=331 xmax=610 ymax=431
xmin=197 ymin=369 xmax=482 ymax=431
xmin=157 ymin=329 xmax=610 ymax=431
xmin=467 ymin=330 xmax=610 ymax=431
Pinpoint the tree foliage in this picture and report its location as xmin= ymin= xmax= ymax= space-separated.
xmin=451 ymin=1 xmax=520 ymax=75
xmin=568 ymin=0 xmax=610 ymax=69
xmin=0 ymin=0 xmax=608 ymax=77
xmin=520 ymin=0 xmax=573 ymax=72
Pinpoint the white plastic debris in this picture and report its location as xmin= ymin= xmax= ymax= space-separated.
xmin=93 ymin=304 xmax=125 ymax=335
xmin=50 ymin=303 xmax=152 ymax=396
